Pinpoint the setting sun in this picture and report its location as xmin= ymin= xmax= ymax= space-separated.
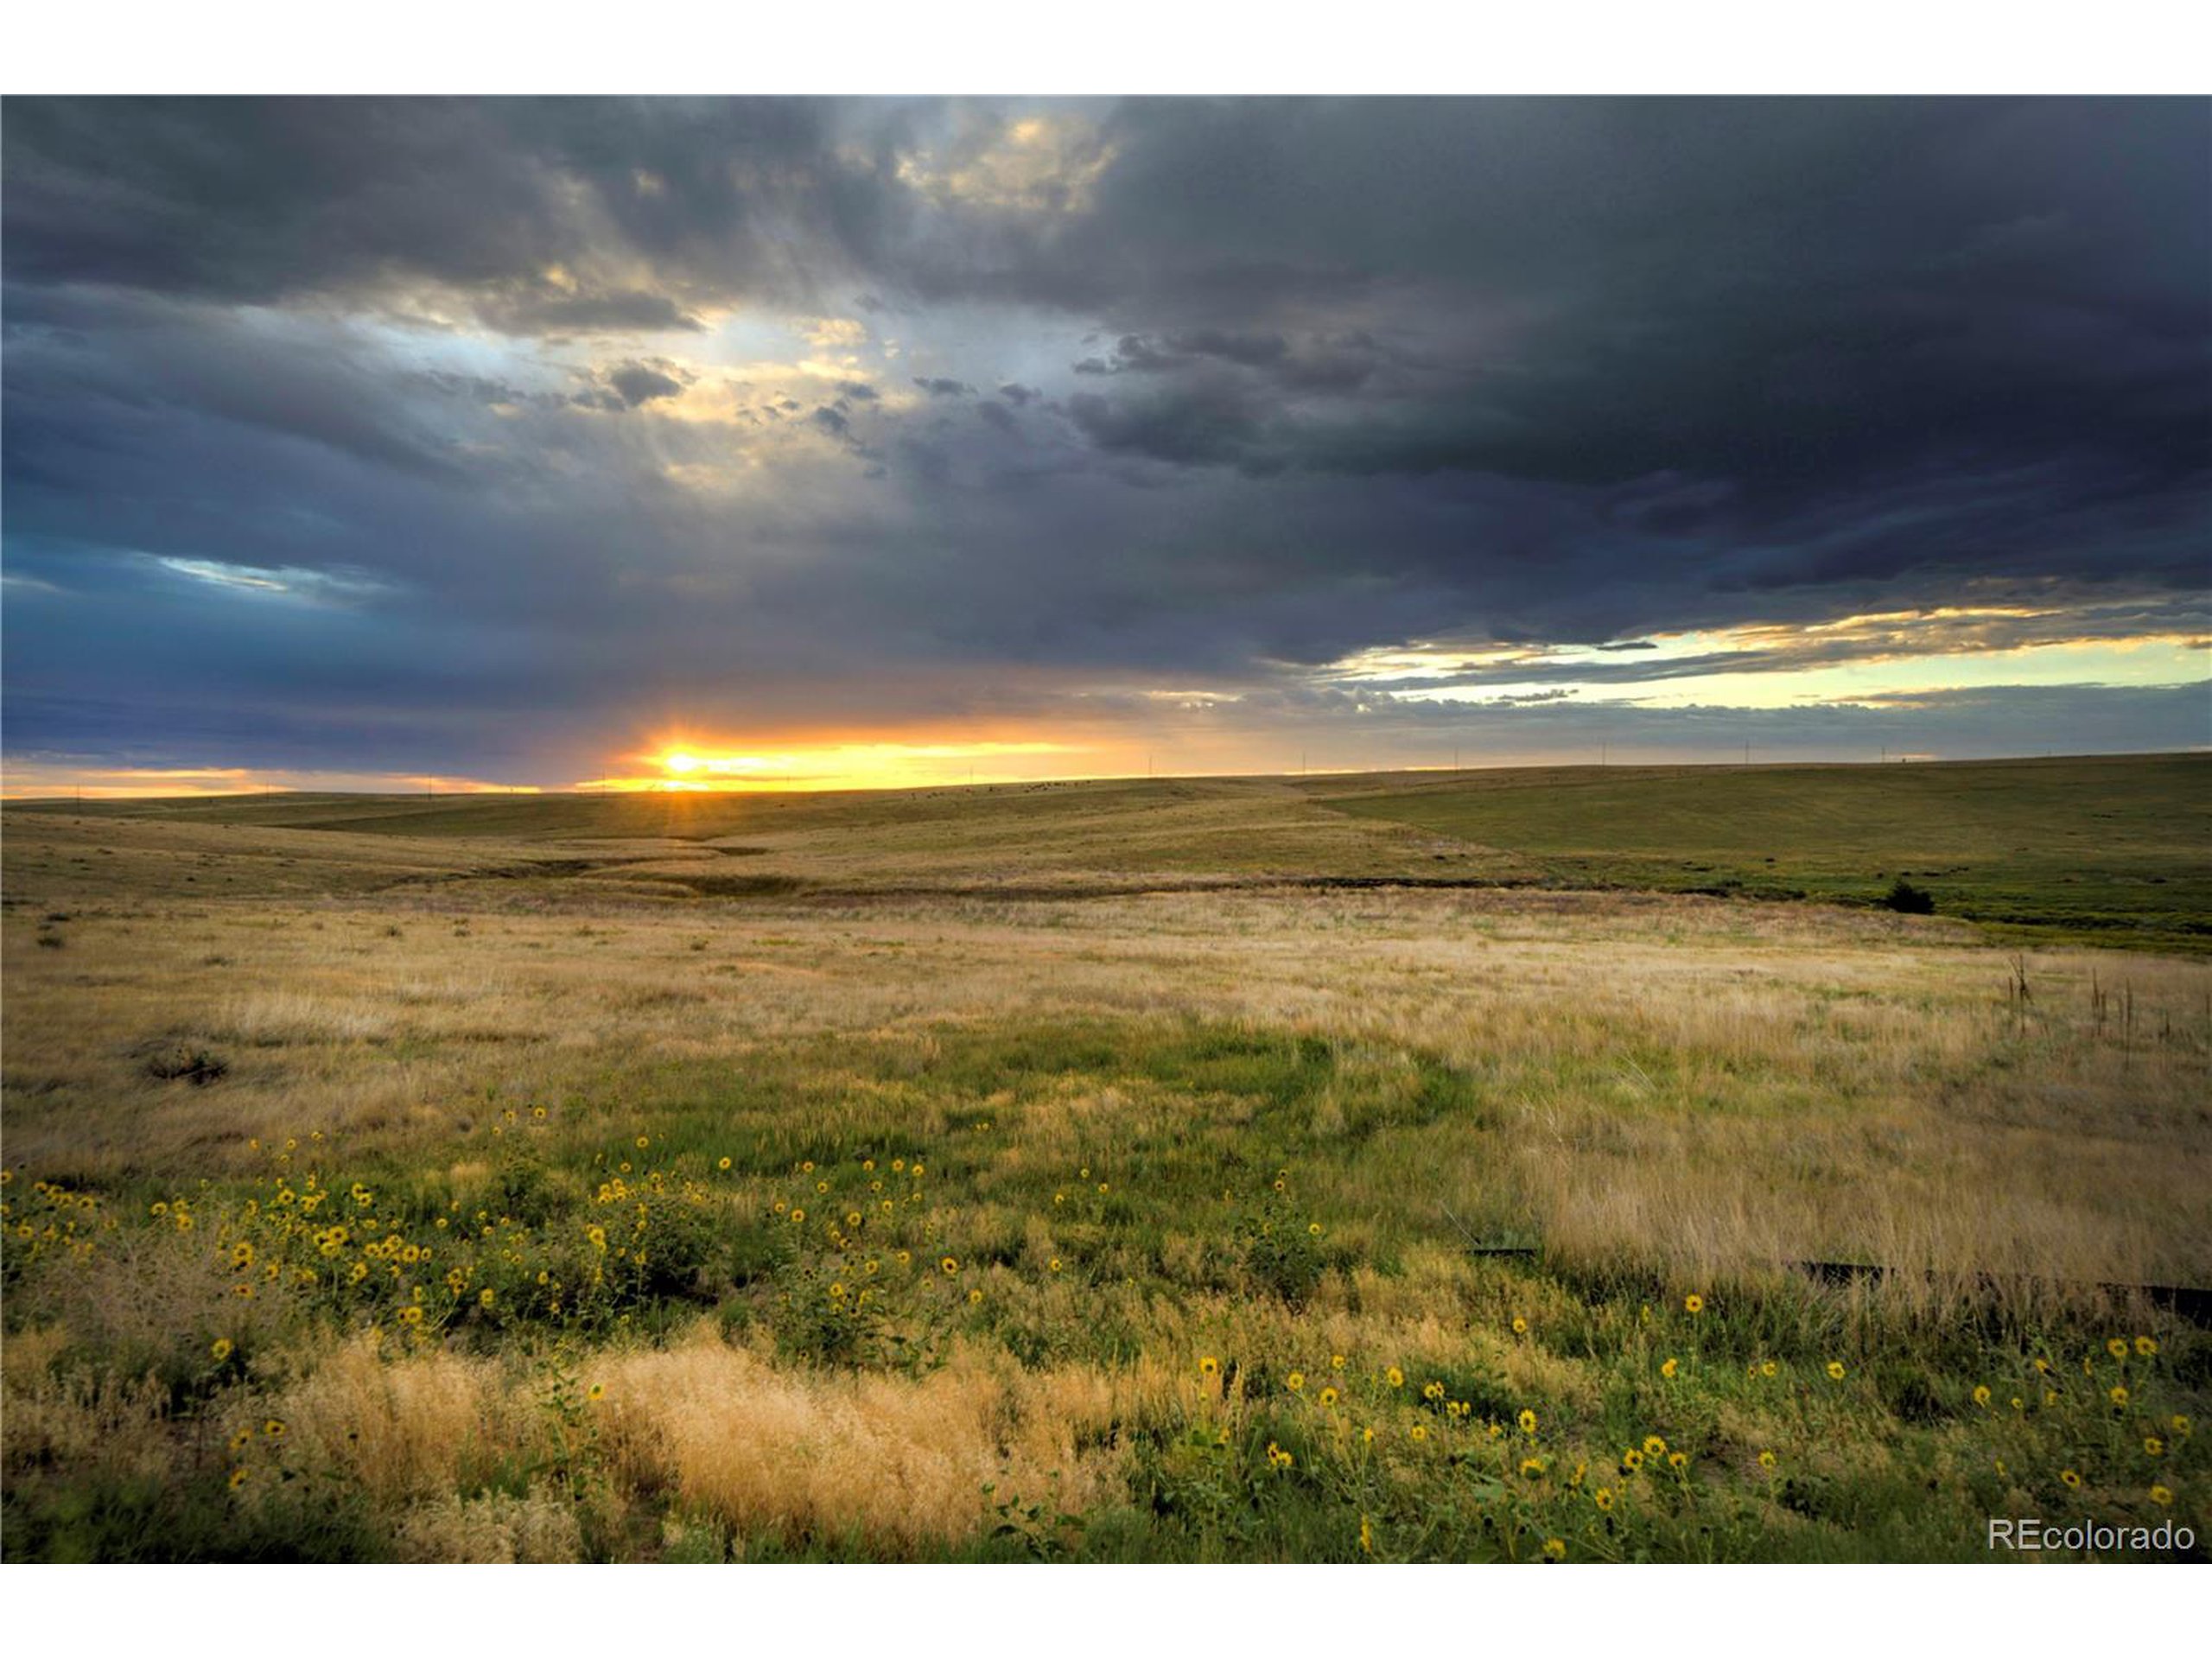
xmin=586 ymin=736 xmax=1096 ymax=794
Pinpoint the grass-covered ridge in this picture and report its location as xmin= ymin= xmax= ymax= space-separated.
xmin=15 ymin=752 xmax=2207 ymax=948
xmin=1312 ymin=752 xmax=2212 ymax=950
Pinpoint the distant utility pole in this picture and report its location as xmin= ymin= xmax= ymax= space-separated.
xmin=1300 ymin=748 xmax=1307 ymax=776
xmin=1743 ymin=741 xmax=1751 ymax=767
xmin=1601 ymin=741 xmax=1609 ymax=768
xmin=1453 ymin=744 xmax=1460 ymax=771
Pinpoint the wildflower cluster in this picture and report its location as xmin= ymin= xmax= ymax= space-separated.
xmin=5 ymin=1114 xmax=739 ymax=1363
xmin=766 ymin=1152 xmax=953 ymax=1368
xmin=1235 ymin=1172 xmax=1326 ymax=1306
xmin=0 ymin=1172 xmax=115 ymax=1281
xmin=1937 ymin=1334 xmax=2197 ymax=1517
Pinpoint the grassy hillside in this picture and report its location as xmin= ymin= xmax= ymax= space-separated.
xmin=3 ymin=777 xmax=1518 ymax=908
xmin=1312 ymin=753 xmax=2212 ymax=951
xmin=16 ymin=753 xmax=2207 ymax=947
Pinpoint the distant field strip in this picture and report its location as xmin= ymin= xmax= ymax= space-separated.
xmin=1313 ymin=753 xmax=2212 ymax=950
xmin=16 ymin=754 xmax=2204 ymax=946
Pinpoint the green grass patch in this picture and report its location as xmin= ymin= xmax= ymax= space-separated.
xmin=7 ymin=1014 xmax=2206 ymax=1560
xmin=1315 ymin=752 xmax=2212 ymax=950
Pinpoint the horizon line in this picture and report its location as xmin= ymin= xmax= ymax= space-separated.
xmin=6 ymin=745 xmax=2206 ymax=807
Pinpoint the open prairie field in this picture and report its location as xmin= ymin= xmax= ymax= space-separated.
xmin=4 ymin=757 xmax=2209 ymax=1561
xmin=1309 ymin=752 xmax=2212 ymax=953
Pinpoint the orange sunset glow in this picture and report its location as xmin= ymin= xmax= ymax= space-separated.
xmin=577 ymin=737 xmax=1103 ymax=793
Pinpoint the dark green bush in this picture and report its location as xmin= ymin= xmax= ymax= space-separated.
xmin=1879 ymin=879 xmax=1936 ymax=915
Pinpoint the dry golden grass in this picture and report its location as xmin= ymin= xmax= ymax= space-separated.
xmin=250 ymin=1332 xmax=530 ymax=1507
xmin=4 ymin=793 xmax=2208 ymax=1560
xmin=594 ymin=1334 xmax=1178 ymax=1550
xmin=7 ymin=804 xmax=2209 ymax=1288
xmin=391 ymin=1490 xmax=585 ymax=1564
xmin=1 ymin=1325 xmax=173 ymax=1487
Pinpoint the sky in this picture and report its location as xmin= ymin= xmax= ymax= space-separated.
xmin=3 ymin=96 xmax=2207 ymax=795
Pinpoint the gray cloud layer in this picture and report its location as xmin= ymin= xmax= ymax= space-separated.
xmin=3 ymin=98 xmax=2206 ymax=780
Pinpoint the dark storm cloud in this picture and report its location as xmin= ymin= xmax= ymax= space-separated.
xmin=1065 ymin=376 xmax=1269 ymax=469
xmin=603 ymin=359 xmax=690 ymax=407
xmin=1020 ymin=98 xmax=2210 ymax=621
xmin=493 ymin=288 xmax=703 ymax=336
xmin=567 ymin=357 xmax=695 ymax=411
xmin=0 ymin=98 xmax=861 ymax=326
xmin=899 ymin=436 xmax=954 ymax=485
xmin=1074 ymin=328 xmax=1379 ymax=391
xmin=3 ymin=96 xmax=2207 ymax=781
xmin=3 ymin=285 xmax=472 ymax=484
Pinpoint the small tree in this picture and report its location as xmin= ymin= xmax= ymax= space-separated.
xmin=1880 ymin=878 xmax=1936 ymax=915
